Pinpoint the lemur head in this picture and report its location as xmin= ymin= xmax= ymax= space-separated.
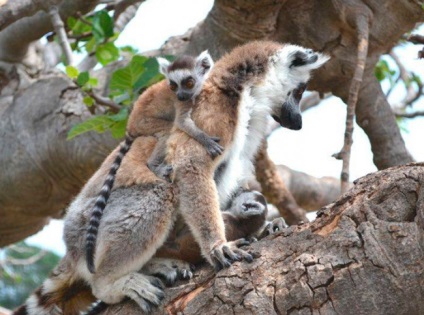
xmin=252 ymin=43 xmax=330 ymax=130
xmin=157 ymin=51 xmax=214 ymax=102
xmin=229 ymin=190 xmax=268 ymax=219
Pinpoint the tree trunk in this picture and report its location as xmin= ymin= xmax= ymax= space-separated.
xmin=99 ymin=163 xmax=424 ymax=315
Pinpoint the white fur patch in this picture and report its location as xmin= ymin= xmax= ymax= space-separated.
xmin=26 ymin=294 xmax=52 ymax=315
xmin=216 ymin=44 xmax=329 ymax=206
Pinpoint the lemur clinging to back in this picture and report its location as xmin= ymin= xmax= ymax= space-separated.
xmin=85 ymin=51 xmax=223 ymax=274
xmin=13 ymin=41 xmax=329 ymax=315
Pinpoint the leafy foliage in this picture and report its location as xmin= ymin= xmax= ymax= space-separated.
xmin=374 ymin=59 xmax=396 ymax=85
xmin=0 ymin=243 xmax=60 ymax=309
xmin=63 ymin=9 xmax=167 ymax=140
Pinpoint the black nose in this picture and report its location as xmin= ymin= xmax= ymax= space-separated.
xmin=177 ymin=93 xmax=190 ymax=101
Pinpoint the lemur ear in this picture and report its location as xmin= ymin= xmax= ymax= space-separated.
xmin=196 ymin=50 xmax=214 ymax=74
xmin=156 ymin=57 xmax=170 ymax=75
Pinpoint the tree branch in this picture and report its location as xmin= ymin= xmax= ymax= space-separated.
xmin=48 ymin=5 xmax=73 ymax=65
xmin=395 ymin=110 xmax=424 ymax=119
xmin=331 ymin=1 xmax=371 ymax=193
xmin=0 ymin=0 xmax=60 ymax=31
xmin=87 ymin=90 xmax=122 ymax=113
xmin=389 ymin=50 xmax=423 ymax=108
xmin=0 ymin=0 xmax=99 ymax=63
xmin=255 ymin=142 xmax=309 ymax=225
xmin=100 ymin=163 xmax=424 ymax=314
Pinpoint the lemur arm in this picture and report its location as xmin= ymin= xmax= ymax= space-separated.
xmin=175 ymin=108 xmax=223 ymax=158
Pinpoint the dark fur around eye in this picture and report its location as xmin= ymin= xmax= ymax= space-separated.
xmin=169 ymin=81 xmax=177 ymax=91
xmin=182 ymin=77 xmax=195 ymax=89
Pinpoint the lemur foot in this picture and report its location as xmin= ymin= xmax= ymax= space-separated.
xmin=123 ymin=274 xmax=165 ymax=313
xmin=210 ymin=239 xmax=253 ymax=271
xmin=143 ymin=258 xmax=195 ymax=285
xmin=206 ymin=136 xmax=224 ymax=158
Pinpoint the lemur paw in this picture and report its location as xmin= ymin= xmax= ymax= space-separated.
xmin=124 ymin=274 xmax=165 ymax=313
xmin=142 ymin=258 xmax=194 ymax=286
xmin=206 ymin=137 xmax=224 ymax=158
xmin=210 ymin=239 xmax=253 ymax=271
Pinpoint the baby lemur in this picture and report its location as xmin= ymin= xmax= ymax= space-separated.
xmin=85 ymin=51 xmax=223 ymax=274
xmin=13 ymin=42 xmax=329 ymax=315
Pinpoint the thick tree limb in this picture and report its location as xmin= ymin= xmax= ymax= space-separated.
xmin=0 ymin=0 xmax=61 ymax=31
xmin=0 ymin=72 xmax=119 ymax=246
xmin=255 ymin=142 xmax=309 ymax=225
xmin=0 ymin=0 xmax=99 ymax=63
xmin=277 ymin=165 xmax=345 ymax=211
xmin=98 ymin=163 xmax=424 ymax=314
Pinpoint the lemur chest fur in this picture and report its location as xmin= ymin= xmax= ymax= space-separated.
xmin=216 ymin=88 xmax=270 ymax=207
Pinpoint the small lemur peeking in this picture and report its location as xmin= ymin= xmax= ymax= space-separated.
xmin=84 ymin=51 xmax=221 ymax=275
xmin=149 ymin=52 xmax=224 ymax=180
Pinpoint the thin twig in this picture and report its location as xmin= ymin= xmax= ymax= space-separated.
xmin=4 ymin=249 xmax=47 ymax=266
xmin=87 ymin=90 xmax=122 ymax=113
xmin=389 ymin=50 xmax=423 ymax=108
xmin=49 ymin=5 xmax=73 ymax=65
xmin=394 ymin=110 xmax=424 ymax=118
xmin=76 ymin=11 xmax=93 ymax=26
xmin=334 ymin=10 xmax=370 ymax=194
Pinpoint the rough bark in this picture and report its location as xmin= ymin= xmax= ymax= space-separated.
xmin=277 ymin=165 xmax=344 ymax=212
xmin=0 ymin=70 xmax=119 ymax=246
xmin=100 ymin=163 xmax=424 ymax=315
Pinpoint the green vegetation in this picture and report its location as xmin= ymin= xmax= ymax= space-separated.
xmin=0 ymin=242 xmax=60 ymax=309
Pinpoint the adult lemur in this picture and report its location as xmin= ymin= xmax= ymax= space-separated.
xmin=85 ymin=51 xmax=223 ymax=274
xmin=13 ymin=41 xmax=328 ymax=315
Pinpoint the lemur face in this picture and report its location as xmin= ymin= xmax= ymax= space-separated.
xmin=257 ymin=45 xmax=329 ymax=130
xmin=157 ymin=51 xmax=214 ymax=102
xmin=230 ymin=190 xmax=268 ymax=219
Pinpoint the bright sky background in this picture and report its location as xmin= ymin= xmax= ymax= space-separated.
xmin=26 ymin=0 xmax=424 ymax=256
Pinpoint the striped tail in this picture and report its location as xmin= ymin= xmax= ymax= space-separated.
xmin=13 ymin=258 xmax=95 ymax=315
xmin=85 ymin=134 xmax=135 ymax=274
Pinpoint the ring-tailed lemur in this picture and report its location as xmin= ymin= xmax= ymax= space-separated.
xmin=13 ymin=41 xmax=329 ymax=315
xmin=85 ymin=51 xmax=223 ymax=274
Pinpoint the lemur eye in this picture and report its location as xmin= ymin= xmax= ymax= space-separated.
xmin=185 ymin=78 xmax=195 ymax=89
xmin=169 ymin=81 xmax=177 ymax=91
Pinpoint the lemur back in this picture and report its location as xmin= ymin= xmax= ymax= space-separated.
xmin=85 ymin=51 xmax=220 ymax=273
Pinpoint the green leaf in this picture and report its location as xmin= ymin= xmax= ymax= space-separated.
xmin=92 ymin=10 xmax=114 ymax=43
xmin=109 ymin=108 xmax=129 ymax=122
xmin=65 ymin=66 xmax=79 ymax=79
xmin=88 ymin=77 xmax=98 ymax=87
xmin=85 ymin=37 xmax=96 ymax=53
xmin=120 ymin=45 xmax=139 ymax=55
xmin=110 ymin=55 xmax=148 ymax=95
xmin=67 ymin=115 xmax=114 ymax=139
xmin=77 ymin=71 xmax=90 ymax=86
xmin=133 ymin=57 xmax=163 ymax=92
xmin=96 ymin=42 xmax=120 ymax=66
xmin=110 ymin=119 xmax=127 ymax=138
xmin=68 ymin=17 xmax=92 ymax=35
xmin=83 ymin=96 xmax=94 ymax=106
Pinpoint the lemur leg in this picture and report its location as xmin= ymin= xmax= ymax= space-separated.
xmin=147 ymin=136 xmax=173 ymax=181
xmin=142 ymin=258 xmax=195 ymax=285
xmin=91 ymin=184 xmax=176 ymax=311
xmin=173 ymin=153 xmax=253 ymax=270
